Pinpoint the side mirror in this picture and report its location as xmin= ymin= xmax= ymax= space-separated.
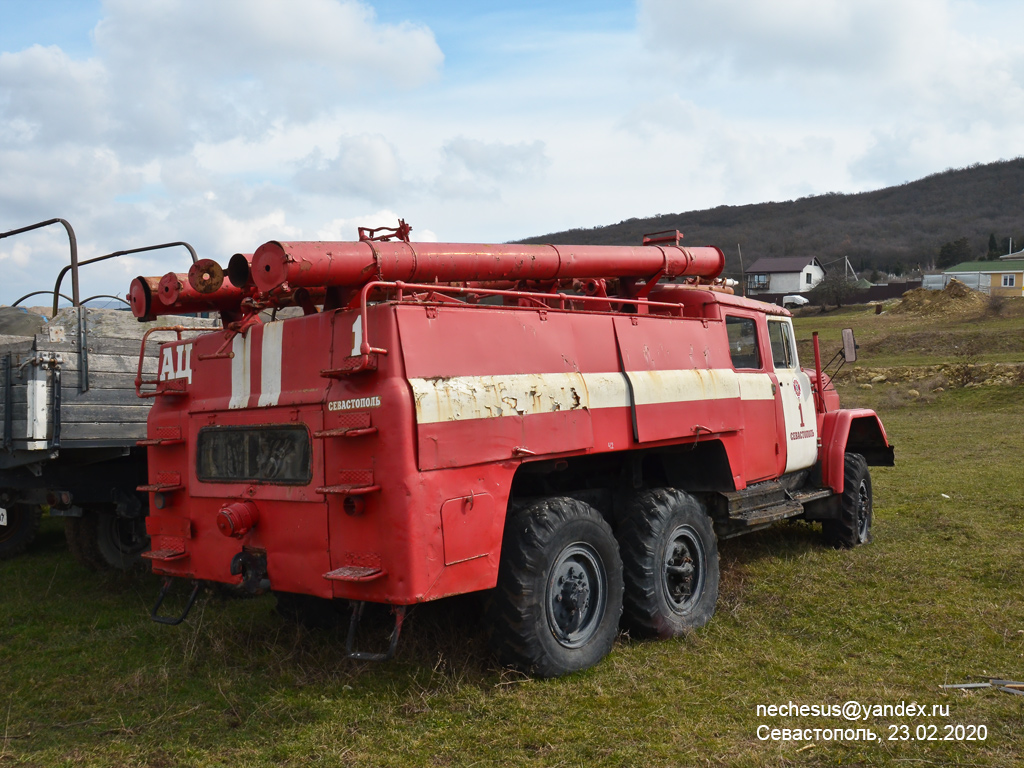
xmin=842 ymin=328 xmax=858 ymax=362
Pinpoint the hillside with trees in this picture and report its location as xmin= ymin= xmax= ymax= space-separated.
xmin=519 ymin=158 xmax=1024 ymax=281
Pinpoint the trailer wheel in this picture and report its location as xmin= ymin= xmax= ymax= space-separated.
xmin=618 ymin=488 xmax=719 ymax=638
xmin=823 ymin=453 xmax=872 ymax=548
xmin=0 ymin=504 xmax=42 ymax=560
xmin=489 ymin=496 xmax=623 ymax=678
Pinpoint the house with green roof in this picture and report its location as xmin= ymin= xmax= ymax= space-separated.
xmin=941 ymin=259 xmax=1024 ymax=297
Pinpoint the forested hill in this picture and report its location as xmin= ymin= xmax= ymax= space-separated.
xmin=518 ymin=158 xmax=1024 ymax=279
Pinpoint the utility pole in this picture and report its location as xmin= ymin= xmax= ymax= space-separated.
xmin=737 ymin=244 xmax=746 ymax=297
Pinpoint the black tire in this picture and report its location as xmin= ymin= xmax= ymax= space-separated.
xmin=275 ymin=592 xmax=347 ymax=630
xmin=0 ymin=504 xmax=42 ymax=560
xmin=95 ymin=512 xmax=150 ymax=570
xmin=489 ymin=496 xmax=623 ymax=678
xmin=65 ymin=513 xmax=104 ymax=570
xmin=66 ymin=510 xmax=149 ymax=571
xmin=618 ymin=488 xmax=720 ymax=638
xmin=823 ymin=453 xmax=872 ymax=548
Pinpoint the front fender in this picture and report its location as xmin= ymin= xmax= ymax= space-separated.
xmin=818 ymin=409 xmax=894 ymax=494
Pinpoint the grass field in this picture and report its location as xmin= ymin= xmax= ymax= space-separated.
xmin=2 ymin=298 xmax=1023 ymax=767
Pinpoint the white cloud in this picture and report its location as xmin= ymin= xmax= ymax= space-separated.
xmin=212 ymin=209 xmax=304 ymax=252
xmin=0 ymin=240 xmax=34 ymax=267
xmin=293 ymin=134 xmax=405 ymax=204
xmin=431 ymin=137 xmax=547 ymax=200
xmin=0 ymin=0 xmax=446 ymax=302
xmin=90 ymin=0 xmax=443 ymax=153
xmin=0 ymin=44 xmax=111 ymax=145
xmin=635 ymin=0 xmax=1024 ymax=203
xmin=639 ymin=0 xmax=1024 ymax=120
xmin=95 ymin=0 xmax=442 ymax=90
xmin=851 ymin=122 xmax=1021 ymax=186
xmin=443 ymin=137 xmax=547 ymax=182
xmin=2 ymin=1 xmax=1024 ymax=306
xmin=315 ymin=210 xmax=430 ymax=241
xmin=0 ymin=1 xmax=443 ymax=161
xmin=0 ymin=145 xmax=141 ymax=221
xmin=639 ymin=0 xmax=950 ymax=80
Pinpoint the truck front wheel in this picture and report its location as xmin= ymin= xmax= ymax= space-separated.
xmin=618 ymin=488 xmax=720 ymax=638
xmin=0 ymin=504 xmax=42 ymax=560
xmin=489 ymin=496 xmax=623 ymax=678
xmin=823 ymin=453 xmax=872 ymax=548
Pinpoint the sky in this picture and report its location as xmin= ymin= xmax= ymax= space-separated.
xmin=1 ymin=0 xmax=1023 ymax=306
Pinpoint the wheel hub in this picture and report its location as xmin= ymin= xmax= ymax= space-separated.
xmin=547 ymin=543 xmax=607 ymax=648
xmin=855 ymin=480 xmax=870 ymax=541
xmin=555 ymin=566 xmax=591 ymax=632
xmin=663 ymin=525 xmax=705 ymax=614
xmin=110 ymin=517 xmax=147 ymax=554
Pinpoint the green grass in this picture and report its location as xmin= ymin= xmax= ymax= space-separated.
xmin=3 ymin=323 xmax=1024 ymax=766
xmin=792 ymin=296 xmax=1024 ymax=368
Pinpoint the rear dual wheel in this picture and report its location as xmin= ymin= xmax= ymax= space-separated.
xmin=489 ymin=497 xmax=623 ymax=678
xmin=65 ymin=510 xmax=149 ymax=571
xmin=618 ymin=488 xmax=720 ymax=638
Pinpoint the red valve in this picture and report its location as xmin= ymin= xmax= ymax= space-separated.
xmin=217 ymin=500 xmax=260 ymax=538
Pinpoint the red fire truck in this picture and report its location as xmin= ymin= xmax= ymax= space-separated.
xmin=135 ymin=225 xmax=893 ymax=677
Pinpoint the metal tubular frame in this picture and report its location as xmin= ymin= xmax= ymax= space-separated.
xmin=0 ymin=219 xmax=78 ymax=313
xmin=52 ymin=241 xmax=198 ymax=316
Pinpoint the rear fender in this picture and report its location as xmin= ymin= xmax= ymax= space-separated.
xmin=818 ymin=409 xmax=894 ymax=494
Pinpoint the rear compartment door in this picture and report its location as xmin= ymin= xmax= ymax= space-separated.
xmin=396 ymin=305 xmax=597 ymax=470
xmin=185 ymin=315 xmax=334 ymax=595
xmin=612 ymin=314 xmax=744 ymax=444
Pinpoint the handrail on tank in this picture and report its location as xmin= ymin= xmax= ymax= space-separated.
xmin=52 ymin=241 xmax=198 ymax=317
xmin=0 ymin=218 xmax=79 ymax=312
xmin=342 ymin=279 xmax=701 ymax=371
xmin=134 ymin=325 xmax=203 ymax=397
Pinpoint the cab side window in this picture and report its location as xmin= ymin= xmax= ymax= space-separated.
xmin=768 ymin=319 xmax=798 ymax=370
xmin=726 ymin=316 xmax=761 ymax=370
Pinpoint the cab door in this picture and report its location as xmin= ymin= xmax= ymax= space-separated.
xmin=767 ymin=318 xmax=818 ymax=473
xmin=725 ymin=314 xmax=778 ymax=484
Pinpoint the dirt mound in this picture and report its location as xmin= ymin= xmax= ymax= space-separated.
xmin=890 ymin=279 xmax=989 ymax=317
xmin=0 ymin=306 xmax=46 ymax=337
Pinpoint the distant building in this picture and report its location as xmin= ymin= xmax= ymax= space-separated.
xmin=928 ymin=259 xmax=1024 ymax=296
xmin=744 ymin=257 xmax=825 ymax=295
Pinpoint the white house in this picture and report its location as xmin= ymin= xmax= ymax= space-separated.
xmin=744 ymin=257 xmax=826 ymax=295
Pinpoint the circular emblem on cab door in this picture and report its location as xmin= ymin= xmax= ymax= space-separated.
xmin=793 ymin=379 xmax=802 ymax=398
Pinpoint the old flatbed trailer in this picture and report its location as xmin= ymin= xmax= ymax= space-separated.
xmin=0 ymin=219 xmax=217 ymax=566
